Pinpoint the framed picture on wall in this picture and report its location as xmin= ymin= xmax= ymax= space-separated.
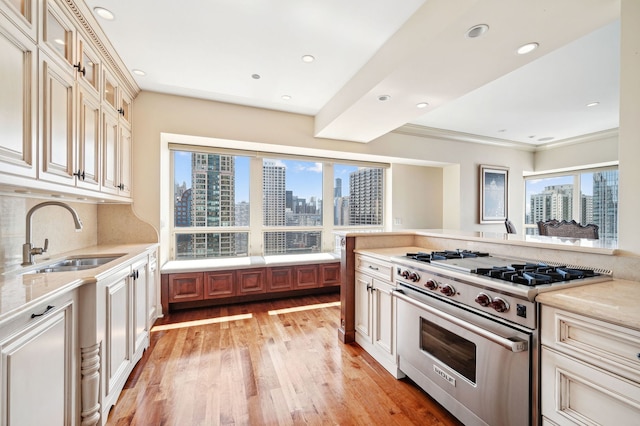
xmin=480 ymin=165 xmax=509 ymax=223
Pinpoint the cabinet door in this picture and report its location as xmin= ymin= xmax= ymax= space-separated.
xmin=0 ymin=301 xmax=74 ymax=426
xmin=268 ymin=266 xmax=293 ymax=292
xmin=40 ymin=0 xmax=74 ymax=68
xmin=0 ymin=0 xmax=37 ymax=40
xmin=320 ymin=262 xmax=341 ymax=287
xmin=118 ymin=124 xmax=132 ymax=196
xmin=147 ymin=251 xmax=159 ymax=323
xmin=168 ymin=272 xmax=203 ymax=303
xmin=40 ymin=52 xmax=75 ymax=185
xmin=204 ymin=271 xmax=236 ymax=299
xmin=354 ymin=272 xmax=372 ymax=340
xmin=237 ymin=268 xmax=266 ymax=295
xmin=101 ymin=109 xmax=119 ymax=194
xmin=132 ymin=260 xmax=148 ymax=356
xmin=372 ymin=279 xmax=395 ymax=360
xmin=120 ymin=88 xmax=132 ymax=124
xmin=294 ymin=264 xmax=318 ymax=289
xmin=105 ymin=271 xmax=131 ymax=398
xmin=0 ymin=17 xmax=37 ymax=178
xmin=76 ymin=34 xmax=100 ymax=94
xmin=76 ymin=85 xmax=101 ymax=189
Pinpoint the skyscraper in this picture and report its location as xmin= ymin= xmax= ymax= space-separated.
xmin=349 ymin=168 xmax=383 ymax=225
xmin=592 ymin=171 xmax=618 ymax=241
xmin=263 ymin=160 xmax=287 ymax=254
xmin=529 ymin=184 xmax=573 ymax=224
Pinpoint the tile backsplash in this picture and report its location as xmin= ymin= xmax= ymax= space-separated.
xmin=0 ymin=196 xmax=98 ymax=272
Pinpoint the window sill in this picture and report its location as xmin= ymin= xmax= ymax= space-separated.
xmin=161 ymin=252 xmax=340 ymax=274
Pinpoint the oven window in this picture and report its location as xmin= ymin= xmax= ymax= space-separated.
xmin=421 ymin=317 xmax=476 ymax=383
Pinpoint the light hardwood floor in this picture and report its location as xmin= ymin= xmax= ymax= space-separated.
xmin=106 ymin=292 xmax=463 ymax=426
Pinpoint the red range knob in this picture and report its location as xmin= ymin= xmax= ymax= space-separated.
xmin=490 ymin=297 xmax=510 ymax=312
xmin=401 ymin=270 xmax=411 ymax=279
xmin=440 ymin=284 xmax=456 ymax=297
xmin=424 ymin=279 xmax=438 ymax=290
xmin=409 ymin=272 xmax=420 ymax=282
xmin=475 ymin=293 xmax=492 ymax=307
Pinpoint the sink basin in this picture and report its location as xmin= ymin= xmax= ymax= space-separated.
xmin=24 ymin=255 xmax=124 ymax=274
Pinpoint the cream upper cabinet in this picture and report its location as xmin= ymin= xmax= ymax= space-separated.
xmin=0 ymin=13 xmax=38 ymax=179
xmin=101 ymin=67 xmax=132 ymax=197
xmin=40 ymin=0 xmax=75 ymax=69
xmin=76 ymin=84 xmax=101 ymax=189
xmin=0 ymin=0 xmax=38 ymax=40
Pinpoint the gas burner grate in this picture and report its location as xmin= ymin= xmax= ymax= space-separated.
xmin=407 ymin=249 xmax=490 ymax=262
xmin=473 ymin=263 xmax=598 ymax=286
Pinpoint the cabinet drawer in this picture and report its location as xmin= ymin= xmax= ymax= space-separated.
xmin=541 ymin=306 xmax=640 ymax=382
xmin=541 ymin=347 xmax=640 ymax=426
xmin=355 ymin=254 xmax=393 ymax=282
xmin=168 ymin=272 xmax=204 ymax=303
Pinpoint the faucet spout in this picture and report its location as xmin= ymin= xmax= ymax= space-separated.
xmin=22 ymin=201 xmax=83 ymax=266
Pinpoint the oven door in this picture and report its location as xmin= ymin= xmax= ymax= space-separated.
xmin=395 ymin=284 xmax=532 ymax=426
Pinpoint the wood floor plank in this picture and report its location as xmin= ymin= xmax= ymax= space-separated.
xmin=106 ymin=293 xmax=463 ymax=426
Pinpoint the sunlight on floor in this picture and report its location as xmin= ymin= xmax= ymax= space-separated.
xmin=151 ymin=313 xmax=253 ymax=332
xmin=267 ymin=301 xmax=340 ymax=315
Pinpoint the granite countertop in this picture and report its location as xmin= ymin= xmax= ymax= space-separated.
xmin=0 ymin=243 xmax=157 ymax=323
xmin=536 ymin=280 xmax=640 ymax=332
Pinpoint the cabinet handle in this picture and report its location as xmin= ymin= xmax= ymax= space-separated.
xmin=73 ymin=169 xmax=86 ymax=180
xmin=368 ymin=265 xmax=379 ymax=271
xmin=73 ymin=62 xmax=86 ymax=76
xmin=31 ymin=305 xmax=54 ymax=319
xmin=130 ymin=270 xmax=139 ymax=280
xmin=117 ymin=107 xmax=125 ymax=116
xmin=117 ymin=183 xmax=125 ymax=190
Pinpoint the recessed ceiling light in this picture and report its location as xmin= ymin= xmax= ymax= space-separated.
xmin=132 ymin=69 xmax=146 ymax=76
xmin=93 ymin=7 xmax=115 ymax=21
xmin=281 ymin=95 xmax=291 ymax=100
xmin=251 ymin=74 xmax=261 ymax=79
xmin=466 ymin=24 xmax=489 ymax=38
xmin=517 ymin=42 xmax=539 ymax=55
xmin=378 ymin=95 xmax=391 ymax=101
xmin=416 ymin=102 xmax=429 ymax=109
xmin=586 ymin=101 xmax=600 ymax=107
xmin=301 ymin=55 xmax=315 ymax=63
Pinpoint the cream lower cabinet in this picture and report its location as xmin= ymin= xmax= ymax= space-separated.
xmin=0 ymin=291 xmax=77 ymax=425
xmin=98 ymin=256 xmax=149 ymax=424
xmin=354 ymin=254 xmax=402 ymax=378
xmin=540 ymin=306 xmax=640 ymax=425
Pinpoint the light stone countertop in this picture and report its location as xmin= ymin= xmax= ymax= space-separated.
xmin=0 ymin=243 xmax=158 ymax=323
xmin=536 ymin=280 xmax=640 ymax=332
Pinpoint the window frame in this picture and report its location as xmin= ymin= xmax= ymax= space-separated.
xmin=523 ymin=165 xmax=618 ymax=238
xmin=169 ymin=145 xmax=388 ymax=259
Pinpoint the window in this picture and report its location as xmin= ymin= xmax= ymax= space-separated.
xmin=333 ymin=164 xmax=384 ymax=227
xmin=525 ymin=168 xmax=618 ymax=241
xmin=172 ymin=151 xmax=250 ymax=259
xmin=171 ymin=147 xmax=387 ymax=260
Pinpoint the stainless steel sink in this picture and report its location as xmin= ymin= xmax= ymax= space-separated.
xmin=24 ymin=255 xmax=124 ymax=274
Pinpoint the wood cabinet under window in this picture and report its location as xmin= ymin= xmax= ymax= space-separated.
xmin=162 ymin=261 xmax=341 ymax=312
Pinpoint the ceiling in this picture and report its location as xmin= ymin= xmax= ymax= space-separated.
xmin=83 ymin=0 xmax=620 ymax=145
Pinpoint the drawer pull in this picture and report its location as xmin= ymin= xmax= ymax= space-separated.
xmin=368 ymin=266 xmax=379 ymax=271
xmin=31 ymin=305 xmax=54 ymax=319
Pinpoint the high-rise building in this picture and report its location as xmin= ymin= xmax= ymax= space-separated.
xmin=263 ymin=160 xmax=287 ymax=254
xmin=592 ymin=171 xmax=618 ymax=241
xmin=529 ymin=184 xmax=573 ymax=224
xmin=349 ymin=168 xmax=383 ymax=225
xmin=182 ymin=153 xmax=236 ymax=257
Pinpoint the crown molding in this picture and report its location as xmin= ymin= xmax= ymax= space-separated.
xmin=63 ymin=0 xmax=140 ymax=97
xmin=393 ymin=124 xmax=619 ymax=153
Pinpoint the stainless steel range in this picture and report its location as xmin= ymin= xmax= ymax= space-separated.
xmin=392 ymin=250 xmax=612 ymax=426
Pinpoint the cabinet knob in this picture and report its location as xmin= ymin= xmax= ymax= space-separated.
xmin=73 ymin=62 xmax=86 ymax=76
xmin=73 ymin=169 xmax=86 ymax=180
xmin=118 ymin=107 xmax=125 ymax=116
xmin=117 ymin=183 xmax=125 ymax=190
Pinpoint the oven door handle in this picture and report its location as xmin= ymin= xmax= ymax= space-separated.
xmin=393 ymin=290 xmax=528 ymax=353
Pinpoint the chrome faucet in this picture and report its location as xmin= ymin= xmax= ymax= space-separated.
xmin=22 ymin=201 xmax=83 ymax=266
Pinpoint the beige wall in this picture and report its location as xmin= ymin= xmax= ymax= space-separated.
xmin=132 ymin=91 xmax=538 ymax=263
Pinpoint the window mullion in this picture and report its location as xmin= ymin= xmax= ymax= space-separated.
xmin=249 ymin=156 xmax=263 ymax=256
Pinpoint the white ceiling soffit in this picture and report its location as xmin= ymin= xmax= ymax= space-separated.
xmin=85 ymin=0 xmax=620 ymax=145
xmin=315 ymin=0 xmax=620 ymax=143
